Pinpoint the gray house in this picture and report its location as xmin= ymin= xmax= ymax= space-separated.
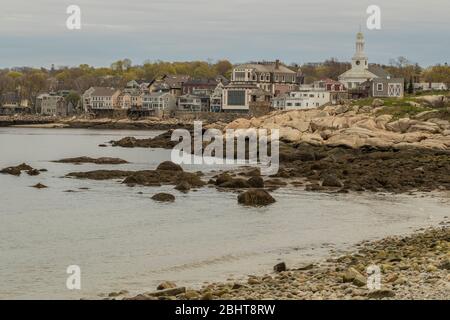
xmin=358 ymin=78 xmax=404 ymax=98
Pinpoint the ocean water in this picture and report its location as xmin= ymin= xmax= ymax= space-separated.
xmin=0 ymin=127 xmax=448 ymax=299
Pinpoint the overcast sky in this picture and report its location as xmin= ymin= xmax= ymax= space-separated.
xmin=1 ymin=0 xmax=449 ymax=68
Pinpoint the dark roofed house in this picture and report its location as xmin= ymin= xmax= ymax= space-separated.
xmin=149 ymin=74 xmax=191 ymax=97
xmin=182 ymin=78 xmax=220 ymax=95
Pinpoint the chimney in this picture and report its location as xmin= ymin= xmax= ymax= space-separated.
xmin=275 ymin=59 xmax=280 ymax=70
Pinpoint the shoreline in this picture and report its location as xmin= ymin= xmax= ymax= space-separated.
xmin=0 ymin=116 xmax=194 ymax=131
xmin=116 ymin=224 xmax=450 ymax=300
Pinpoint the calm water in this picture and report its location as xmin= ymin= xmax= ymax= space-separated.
xmin=0 ymin=127 xmax=449 ymax=299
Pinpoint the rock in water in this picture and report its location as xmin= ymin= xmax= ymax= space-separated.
xmin=215 ymin=173 xmax=233 ymax=185
xmin=156 ymin=161 xmax=183 ymax=172
xmin=27 ymin=169 xmax=41 ymax=176
xmin=31 ymin=183 xmax=48 ymax=189
xmin=157 ymin=281 xmax=177 ymax=290
xmin=220 ymin=178 xmax=251 ymax=189
xmin=151 ymin=193 xmax=175 ymax=202
xmin=273 ymin=262 xmax=287 ymax=273
xmin=175 ymin=181 xmax=191 ymax=192
xmin=54 ymin=157 xmax=128 ymax=164
xmin=237 ymin=189 xmax=276 ymax=207
xmin=247 ymin=176 xmax=265 ymax=188
xmin=1 ymin=163 xmax=34 ymax=176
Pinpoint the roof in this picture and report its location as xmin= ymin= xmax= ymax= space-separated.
xmin=144 ymin=92 xmax=172 ymax=97
xmin=184 ymin=78 xmax=218 ymax=86
xmin=90 ymin=87 xmax=119 ymax=97
xmin=162 ymin=74 xmax=191 ymax=87
xmin=235 ymin=61 xmax=295 ymax=74
xmin=368 ymin=64 xmax=391 ymax=78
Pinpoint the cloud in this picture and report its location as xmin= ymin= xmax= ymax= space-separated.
xmin=0 ymin=0 xmax=448 ymax=67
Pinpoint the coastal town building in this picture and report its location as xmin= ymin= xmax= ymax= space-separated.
xmin=149 ymin=75 xmax=191 ymax=97
xmin=414 ymin=82 xmax=448 ymax=91
xmin=210 ymin=82 xmax=225 ymax=112
xmin=182 ymin=78 xmax=218 ymax=95
xmin=230 ymin=60 xmax=300 ymax=96
xmin=222 ymin=83 xmax=271 ymax=113
xmin=339 ymin=32 xmax=404 ymax=98
xmin=0 ymin=91 xmax=30 ymax=115
xmin=83 ymin=87 xmax=121 ymax=111
xmin=37 ymin=93 xmax=67 ymax=116
xmin=356 ymin=78 xmax=404 ymax=99
xmin=141 ymin=92 xmax=176 ymax=116
xmin=177 ymin=94 xmax=203 ymax=112
xmin=272 ymin=89 xmax=331 ymax=110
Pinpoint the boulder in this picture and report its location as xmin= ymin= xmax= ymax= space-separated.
xmin=146 ymin=287 xmax=186 ymax=297
xmin=27 ymin=169 xmax=41 ymax=176
xmin=407 ymin=122 xmax=441 ymax=134
xmin=156 ymin=161 xmax=183 ymax=172
xmin=367 ymin=289 xmax=395 ymax=299
xmin=322 ymin=174 xmax=344 ymax=188
xmin=237 ymin=189 xmax=276 ymax=207
xmin=175 ymin=181 xmax=191 ymax=192
xmin=157 ymin=281 xmax=177 ymax=290
xmin=220 ymin=178 xmax=251 ymax=189
xmin=247 ymin=176 xmax=265 ymax=188
xmin=372 ymin=99 xmax=384 ymax=107
xmin=417 ymin=95 xmax=446 ymax=107
xmin=385 ymin=118 xmax=417 ymax=133
xmin=343 ymin=267 xmax=366 ymax=287
xmin=273 ymin=262 xmax=287 ymax=273
xmin=413 ymin=110 xmax=441 ymax=121
xmin=215 ymin=173 xmax=233 ymax=185
xmin=151 ymin=193 xmax=175 ymax=202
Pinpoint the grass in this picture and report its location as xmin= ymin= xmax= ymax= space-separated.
xmin=352 ymin=92 xmax=450 ymax=120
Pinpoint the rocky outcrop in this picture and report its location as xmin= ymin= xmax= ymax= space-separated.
xmin=67 ymin=162 xmax=206 ymax=189
xmin=1 ymin=163 xmax=35 ymax=176
xmin=54 ymin=157 xmax=128 ymax=164
xmin=225 ymin=105 xmax=450 ymax=150
xmin=111 ymin=131 xmax=178 ymax=149
xmin=31 ymin=183 xmax=47 ymax=189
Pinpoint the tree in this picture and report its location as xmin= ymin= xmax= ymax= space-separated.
xmin=408 ymin=77 xmax=414 ymax=94
xmin=65 ymin=91 xmax=81 ymax=109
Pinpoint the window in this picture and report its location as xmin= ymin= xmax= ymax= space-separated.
xmin=377 ymin=83 xmax=383 ymax=91
xmin=227 ymin=90 xmax=246 ymax=106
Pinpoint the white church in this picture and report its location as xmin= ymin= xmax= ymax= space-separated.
xmin=339 ymin=32 xmax=404 ymax=98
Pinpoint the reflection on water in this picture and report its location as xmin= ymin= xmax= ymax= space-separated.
xmin=0 ymin=128 xmax=448 ymax=299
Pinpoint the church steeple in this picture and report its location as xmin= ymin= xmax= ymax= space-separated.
xmin=352 ymin=31 xmax=368 ymax=70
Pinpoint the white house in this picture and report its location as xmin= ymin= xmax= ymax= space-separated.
xmin=414 ymin=82 xmax=448 ymax=91
xmin=272 ymin=89 xmax=331 ymax=110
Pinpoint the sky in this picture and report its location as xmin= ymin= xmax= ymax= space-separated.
xmin=0 ymin=0 xmax=449 ymax=68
